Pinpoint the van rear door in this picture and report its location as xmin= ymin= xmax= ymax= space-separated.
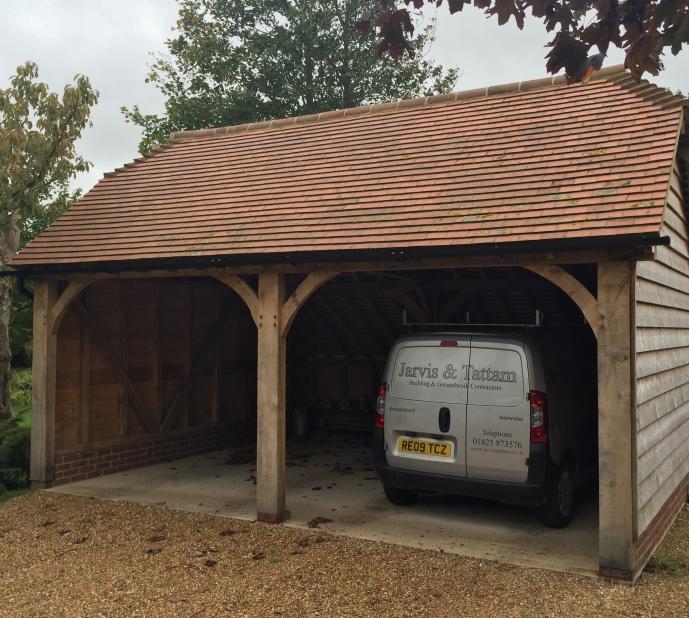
xmin=385 ymin=339 xmax=470 ymax=476
xmin=466 ymin=340 xmax=530 ymax=483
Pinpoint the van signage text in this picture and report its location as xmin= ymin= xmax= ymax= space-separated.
xmin=397 ymin=362 xmax=517 ymax=384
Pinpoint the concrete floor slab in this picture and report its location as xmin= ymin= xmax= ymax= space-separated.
xmin=49 ymin=434 xmax=598 ymax=577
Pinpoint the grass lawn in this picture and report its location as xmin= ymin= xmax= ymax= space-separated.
xmin=0 ymin=488 xmax=30 ymax=505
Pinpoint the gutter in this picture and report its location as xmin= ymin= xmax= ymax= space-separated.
xmin=5 ymin=232 xmax=671 ymax=278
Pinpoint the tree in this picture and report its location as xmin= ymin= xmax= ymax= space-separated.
xmin=122 ymin=0 xmax=458 ymax=154
xmin=9 ymin=186 xmax=80 ymax=369
xmin=355 ymin=0 xmax=689 ymax=82
xmin=0 ymin=62 xmax=98 ymax=418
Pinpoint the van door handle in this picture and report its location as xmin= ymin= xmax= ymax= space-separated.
xmin=439 ymin=407 xmax=450 ymax=433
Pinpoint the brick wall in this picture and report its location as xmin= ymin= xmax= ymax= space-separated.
xmin=51 ymin=422 xmax=253 ymax=486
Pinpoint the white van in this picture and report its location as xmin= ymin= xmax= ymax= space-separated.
xmin=373 ymin=331 xmax=596 ymax=527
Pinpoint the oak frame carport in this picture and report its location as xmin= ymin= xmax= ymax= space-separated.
xmin=14 ymin=68 xmax=688 ymax=583
xmin=28 ymin=246 xmax=635 ymax=577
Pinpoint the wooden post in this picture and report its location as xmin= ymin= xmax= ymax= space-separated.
xmin=597 ymin=260 xmax=635 ymax=579
xmin=256 ymin=271 xmax=287 ymax=523
xmin=30 ymin=279 xmax=58 ymax=486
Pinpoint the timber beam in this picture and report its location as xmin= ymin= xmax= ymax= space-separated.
xmin=36 ymin=247 xmax=654 ymax=281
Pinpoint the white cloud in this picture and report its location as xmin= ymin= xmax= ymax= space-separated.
xmin=2 ymin=0 xmax=687 ymax=196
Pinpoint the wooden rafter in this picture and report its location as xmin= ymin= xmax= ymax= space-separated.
xmin=317 ymin=293 xmax=374 ymax=361
xmin=438 ymin=295 xmax=467 ymax=322
xmin=392 ymin=290 xmax=427 ymax=323
xmin=74 ymin=299 xmax=158 ymax=434
xmin=337 ymin=294 xmax=388 ymax=357
xmin=359 ymin=291 xmax=396 ymax=342
xmin=303 ymin=304 xmax=351 ymax=359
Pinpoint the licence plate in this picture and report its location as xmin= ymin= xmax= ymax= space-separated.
xmin=397 ymin=437 xmax=453 ymax=458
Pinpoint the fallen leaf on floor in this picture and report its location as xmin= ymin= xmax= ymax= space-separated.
xmin=147 ymin=534 xmax=166 ymax=542
xmin=251 ymin=551 xmax=265 ymax=560
xmin=307 ymin=517 xmax=333 ymax=529
xmin=204 ymin=559 xmax=217 ymax=567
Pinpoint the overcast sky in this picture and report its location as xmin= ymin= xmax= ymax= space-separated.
xmin=2 ymin=0 xmax=688 ymax=195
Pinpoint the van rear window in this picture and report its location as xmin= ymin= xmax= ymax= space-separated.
xmin=467 ymin=347 xmax=525 ymax=407
xmin=390 ymin=345 xmax=470 ymax=404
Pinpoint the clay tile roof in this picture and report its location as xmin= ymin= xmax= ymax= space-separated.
xmin=11 ymin=65 xmax=686 ymax=270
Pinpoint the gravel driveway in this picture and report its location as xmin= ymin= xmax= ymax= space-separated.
xmin=1 ymin=492 xmax=688 ymax=617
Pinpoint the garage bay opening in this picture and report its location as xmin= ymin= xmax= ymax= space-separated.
xmin=283 ymin=266 xmax=599 ymax=574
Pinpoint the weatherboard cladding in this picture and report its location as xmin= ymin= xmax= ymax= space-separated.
xmin=11 ymin=67 xmax=685 ymax=268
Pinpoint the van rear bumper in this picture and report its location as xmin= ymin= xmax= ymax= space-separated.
xmin=372 ymin=428 xmax=549 ymax=507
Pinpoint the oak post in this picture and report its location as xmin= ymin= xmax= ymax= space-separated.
xmin=256 ymin=271 xmax=287 ymax=523
xmin=30 ymin=279 xmax=58 ymax=485
xmin=597 ymin=260 xmax=635 ymax=578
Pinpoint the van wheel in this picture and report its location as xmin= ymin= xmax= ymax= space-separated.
xmin=383 ymin=484 xmax=417 ymax=506
xmin=537 ymin=463 xmax=575 ymax=528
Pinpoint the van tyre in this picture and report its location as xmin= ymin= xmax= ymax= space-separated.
xmin=383 ymin=484 xmax=417 ymax=506
xmin=537 ymin=463 xmax=575 ymax=528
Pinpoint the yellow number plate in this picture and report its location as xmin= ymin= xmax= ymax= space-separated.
xmin=397 ymin=437 xmax=453 ymax=458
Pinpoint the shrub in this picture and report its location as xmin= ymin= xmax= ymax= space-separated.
xmin=10 ymin=369 xmax=32 ymax=427
xmin=0 ymin=416 xmax=30 ymax=489
xmin=0 ymin=370 xmax=32 ymax=494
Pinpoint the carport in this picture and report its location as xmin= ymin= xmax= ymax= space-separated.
xmin=12 ymin=66 xmax=689 ymax=581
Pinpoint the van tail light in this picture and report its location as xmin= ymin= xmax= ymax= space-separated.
xmin=529 ymin=390 xmax=548 ymax=444
xmin=374 ymin=383 xmax=387 ymax=428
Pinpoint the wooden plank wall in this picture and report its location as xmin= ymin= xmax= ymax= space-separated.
xmin=636 ymin=161 xmax=689 ymax=534
xmin=54 ymin=278 xmax=256 ymax=453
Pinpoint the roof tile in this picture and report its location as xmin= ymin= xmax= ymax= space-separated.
xmin=11 ymin=67 xmax=685 ymax=268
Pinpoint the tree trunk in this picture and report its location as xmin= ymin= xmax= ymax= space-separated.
xmin=0 ymin=215 xmax=21 ymax=419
